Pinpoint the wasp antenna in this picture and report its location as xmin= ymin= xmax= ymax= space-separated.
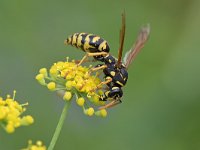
xmin=117 ymin=11 xmax=126 ymax=67
xmin=99 ymin=99 xmax=122 ymax=110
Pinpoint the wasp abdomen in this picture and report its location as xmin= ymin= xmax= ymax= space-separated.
xmin=65 ymin=33 xmax=110 ymax=53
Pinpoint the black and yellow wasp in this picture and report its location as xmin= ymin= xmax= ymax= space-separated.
xmin=64 ymin=12 xmax=150 ymax=109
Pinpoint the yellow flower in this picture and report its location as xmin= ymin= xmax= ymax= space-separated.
xmin=35 ymin=74 xmax=44 ymax=80
xmin=47 ymin=82 xmax=56 ymax=91
xmin=5 ymin=123 xmax=15 ymax=133
xmin=35 ymin=74 xmax=46 ymax=85
xmin=76 ymin=97 xmax=85 ymax=106
xmin=0 ymin=91 xmax=34 ymax=133
xmin=22 ymin=140 xmax=46 ymax=150
xmin=65 ymin=81 xmax=73 ymax=90
xmin=49 ymin=68 xmax=57 ymax=75
xmin=63 ymin=91 xmax=72 ymax=101
xmin=95 ymin=109 xmax=108 ymax=118
xmin=21 ymin=115 xmax=34 ymax=125
xmin=36 ymin=58 xmax=109 ymax=117
xmin=85 ymin=107 xmax=94 ymax=116
xmin=39 ymin=68 xmax=48 ymax=77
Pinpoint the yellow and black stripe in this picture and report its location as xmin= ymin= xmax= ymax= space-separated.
xmin=65 ymin=33 xmax=110 ymax=53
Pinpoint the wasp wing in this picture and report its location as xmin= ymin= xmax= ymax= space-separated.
xmin=124 ymin=24 xmax=150 ymax=69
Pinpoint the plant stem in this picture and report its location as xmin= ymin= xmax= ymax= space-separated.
xmin=48 ymin=101 xmax=71 ymax=150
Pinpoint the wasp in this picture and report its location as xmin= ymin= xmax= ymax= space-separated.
xmin=92 ymin=13 xmax=150 ymax=109
xmin=97 ymin=13 xmax=150 ymax=109
xmin=64 ymin=12 xmax=150 ymax=109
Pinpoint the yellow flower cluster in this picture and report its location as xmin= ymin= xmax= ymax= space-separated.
xmin=0 ymin=91 xmax=34 ymax=133
xmin=36 ymin=58 xmax=107 ymax=117
xmin=22 ymin=140 xmax=46 ymax=150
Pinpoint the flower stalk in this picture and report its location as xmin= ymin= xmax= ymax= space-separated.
xmin=48 ymin=101 xmax=71 ymax=150
xmin=35 ymin=58 xmax=109 ymax=149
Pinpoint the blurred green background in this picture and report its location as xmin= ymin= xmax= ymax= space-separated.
xmin=1 ymin=0 xmax=200 ymax=150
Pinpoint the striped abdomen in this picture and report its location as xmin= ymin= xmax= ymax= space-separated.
xmin=64 ymin=33 xmax=110 ymax=53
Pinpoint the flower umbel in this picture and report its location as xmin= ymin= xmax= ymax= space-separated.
xmin=22 ymin=140 xmax=46 ymax=150
xmin=36 ymin=57 xmax=107 ymax=117
xmin=0 ymin=90 xmax=34 ymax=133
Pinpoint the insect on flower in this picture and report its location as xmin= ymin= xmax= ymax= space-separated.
xmin=64 ymin=11 xmax=150 ymax=109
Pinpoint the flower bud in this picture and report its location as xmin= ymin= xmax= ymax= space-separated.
xmin=76 ymin=97 xmax=85 ymax=106
xmin=85 ymin=107 xmax=94 ymax=116
xmin=63 ymin=92 xmax=72 ymax=101
xmin=47 ymin=82 xmax=56 ymax=91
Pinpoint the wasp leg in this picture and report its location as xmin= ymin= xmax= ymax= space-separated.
xmin=90 ymin=77 xmax=112 ymax=92
xmin=99 ymin=99 xmax=122 ymax=109
xmin=88 ymin=64 xmax=105 ymax=76
xmin=87 ymin=52 xmax=108 ymax=57
xmin=78 ymin=55 xmax=88 ymax=66
xmin=78 ymin=52 xmax=108 ymax=66
xmin=97 ymin=77 xmax=112 ymax=88
xmin=89 ymin=64 xmax=107 ymax=72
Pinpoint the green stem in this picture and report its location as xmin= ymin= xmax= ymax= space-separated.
xmin=48 ymin=101 xmax=71 ymax=150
